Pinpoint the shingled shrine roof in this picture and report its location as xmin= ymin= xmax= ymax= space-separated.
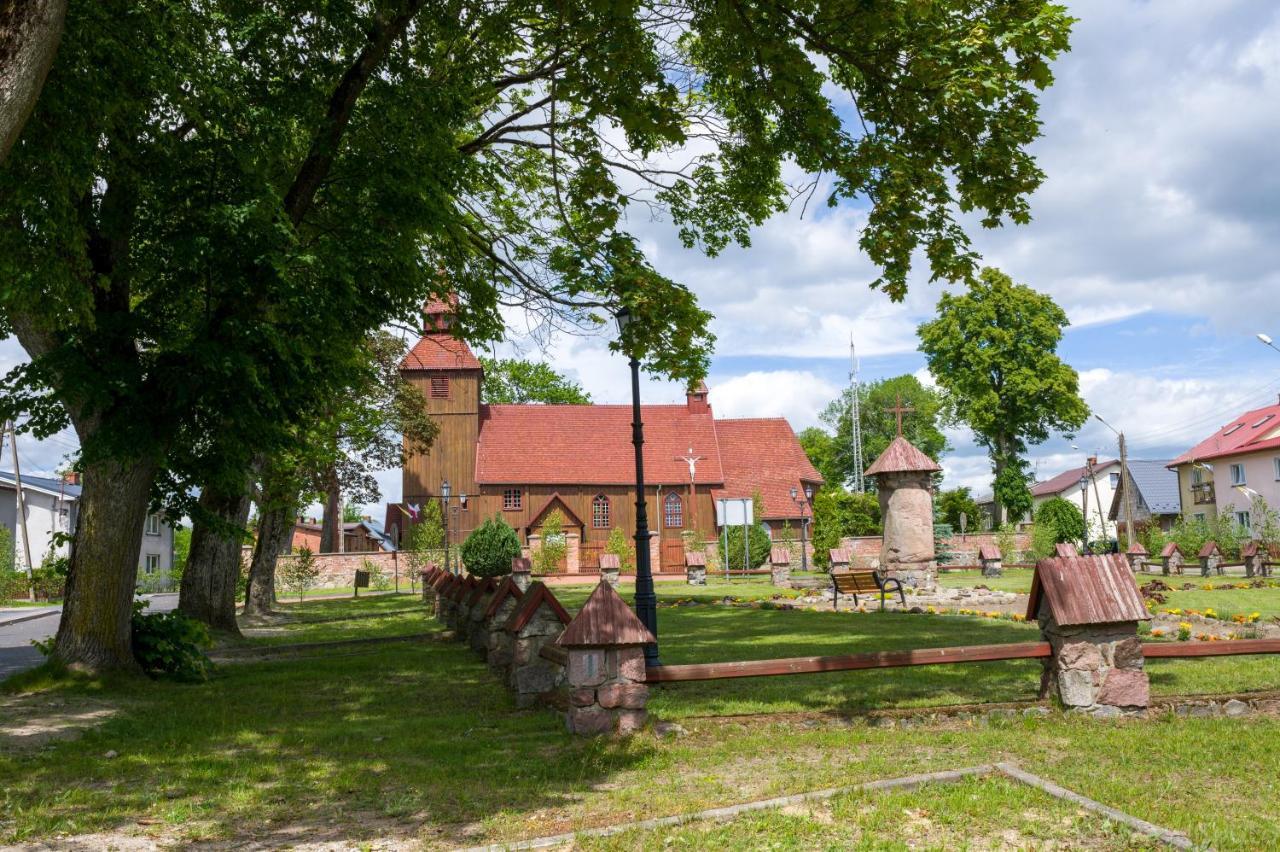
xmin=484 ymin=576 xmax=524 ymax=618
xmin=684 ymin=550 xmax=706 ymax=567
xmin=1054 ymin=542 xmax=1079 ymax=559
xmin=1026 ymin=554 xmax=1149 ymax=626
xmin=978 ymin=543 xmax=1001 ymax=561
xmin=1198 ymin=541 xmax=1221 ymax=558
xmin=1160 ymin=542 xmax=1182 ymax=558
xmin=557 ymin=581 xmax=656 ymax=647
xmin=770 ymin=546 xmax=790 ymax=565
xmin=599 ymin=553 xmax=621 ymax=571
xmin=466 ymin=576 xmax=497 ymax=607
xmin=863 ymin=436 xmax=942 ymax=476
xmin=505 ymin=582 xmax=572 ymax=632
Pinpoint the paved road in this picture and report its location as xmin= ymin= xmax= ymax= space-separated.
xmin=0 ymin=593 xmax=179 ymax=681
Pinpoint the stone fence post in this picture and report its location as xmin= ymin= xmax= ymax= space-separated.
xmin=558 ymin=581 xmax=655 ymax=736
xmin=466 ymin=577 xmax=498 ymax=654
xmin=684 ymin=551 xmax=707 ymax=585
xmin=503 ymin=582 xmax=572 ymax=707
xmin=769 ymin=546 xmax=791 ymax=587
xmin=978 ymin=544 xmax=1003 ymax=577
xmin=484 ymin=578 xmax=524 ymax=674
xmin=435 ymin=575 xmax=459 ymax=624
xmin=1030 ymin=555 xmax=1150 ymax=716
xmin=1159 ymin=542 xmax=1183 ymax=576
xmin=420 ymin=565 xmax=441 ymax=609
xmin=599 ymin=553 xmax=621 ymax=587
xmin=1125 ymin=542 xmax=1147 ymax=573
xmin=450 ymin=576 xmax=479 ymax=634
xmin=511 ymin=556 xmax=533 ymax=592
xmin=1241 ymin=541 xmax=1272 ymax=578
xmin=1198 ymin=542 xmax=1222 ymax=577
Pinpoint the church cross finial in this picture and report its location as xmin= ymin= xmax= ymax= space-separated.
xmin=885 ymin=394 xmax=915 ymax=438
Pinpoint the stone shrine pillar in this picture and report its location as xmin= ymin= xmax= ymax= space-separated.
xmin=978 ymin=544 xmax=1003 ymax=578
xmin=684 ymin=551 xmax=707 ymax=585
xmin=511 ymin=556 xmax=533 ymax=592
xmin=1125 ymin=542 xmax=1147 ymax=573
xmin=769 ymin=546 xmax=791 ymax=587
xmin=864 ymin=436 xmax=941 ymax=592
xmin=599 ymin=553 xmax=621 ymax=587
xmin=1159 ymin=542 xmax=1184 ymax=576
xmin=1242 ymin=541 xmax=1270 ymax=578
xmin=558 ymin=581 xmax=655 ymax=736
xmin=1198 ymin=542 xmax=1222 ymax=577
xmin=1030 ymin=555 xmax=1150 ymax=716
xmin=503 ymin=582 xmax=572 ymax=707
xmin=484 ymin=577 xmax=525 ymax=673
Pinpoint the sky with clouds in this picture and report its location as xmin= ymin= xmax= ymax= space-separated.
xmin=5 ymin=1 xmax=1280 ymax=513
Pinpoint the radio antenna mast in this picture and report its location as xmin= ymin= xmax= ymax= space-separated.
xmin=849 ymin=337 xmax=865 ymax=493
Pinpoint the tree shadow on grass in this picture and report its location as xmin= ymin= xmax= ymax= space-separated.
xmin=647 ymin=607 xmax=1046 ymax=718
xmin=0 ymin=640 xmax=650 ymax=848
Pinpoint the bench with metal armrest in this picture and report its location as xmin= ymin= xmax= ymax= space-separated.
xmin=831 ymin=569 xmax=905 ymax=611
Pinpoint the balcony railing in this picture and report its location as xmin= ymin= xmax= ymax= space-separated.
xmin=1191 ymin=482 xmax=1215 ymax=505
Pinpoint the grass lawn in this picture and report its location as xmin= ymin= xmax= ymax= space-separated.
xmin=1159 ymin=586 xmax=1280 ymax=621
xmin=4 ymin=590 xmax=1280 ymax=848
xmin=937 ymin=567 xmax=1034 ymax=594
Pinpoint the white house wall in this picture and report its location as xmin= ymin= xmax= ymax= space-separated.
xmin=1031 ymin=468 xmax=1119 ymax=541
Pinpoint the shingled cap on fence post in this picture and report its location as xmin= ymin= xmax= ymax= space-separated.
xmin=511 ymin=556 xmax=533 ymax=592
xmin=828 ymin=548 xmax=851 ymax=572
xmin=1054 ymin=542 xmax=1079 ymax=559
xmin=598 ymin=553 xmax=622 ymax=588
xmin=557 ymin=581 xmax=656 ymax=736
xmin=684 ymin=550 xmax=707 ymax=586
xmin=503 ymin=582 xmax=572 ymax=707
xmin=1198 ymin=541 xmax=1222 ymax=577
xmin=1028 ymin=554 xmax=1151 ymax=716
xmin=769 ymin=546 xmax=791 ymax=587
xmin=978 ymin=543 xmax=1003 ymax=578
xmin=466 ymin=577 xmax=499 ymax=655
xmin=434 ymin=574 xmax=458 ymax=623
xmin=1241 ymin=540 xmax=1271 ymax=579
xmin=421 ymin=564 xmax=441 ymax=605
xmin=484 ymin=576 xmax=525 ymax=673
xmin=1125 ymin=541 xmax=1148 ymax=573
xmin=1159 ymin=542 xmax=1184 ymax=576
xmin=450 ymin=576 xmax=479 ymax=634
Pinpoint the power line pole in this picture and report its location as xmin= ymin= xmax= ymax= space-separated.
xmin=849 ymin=338 xmax=865 ymax=493
xmin=5 ymin=421 xmax=35 ymax=600
xmin=1119 ymin=432 xmax=1136 ymax=550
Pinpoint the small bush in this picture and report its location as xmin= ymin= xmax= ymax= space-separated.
xmin=532 ymin=510 xmax=567 ymax=573
xmin=131 ymin=602 xmax=213 ymax=681
xmin=460 ymin=514 xmax=521 ymax=578
xmin=365 ymin=558 xmax=392 ymax=591
xmin=605 ymin=527 xmax=635 ymax=573
xmin=721 ymin=523 xmax=772 ymax=571
xmin=1034 ymin=498 xmax=1086 ymax=549
xmin=280 ymin=546 xmax=320 ymax=602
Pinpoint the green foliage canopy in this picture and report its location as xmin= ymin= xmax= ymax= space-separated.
xmin=812 ymin=489 xmax=881 ymax=568
xmin=918 ymin=269 xmax=1089 ymax=525
xmin=1034 ymin=497 xmax=1086 ymax=546
xmin=479 ymin=358 xmax=591 ymax=405
xmin=818 ymin=375 xmax=951 ymax=487
xmin=936 ymin=487 xmax=982 ymax=533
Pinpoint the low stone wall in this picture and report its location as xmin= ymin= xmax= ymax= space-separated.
xmin=841 ymin=532 xmax=1031 ymax=568
xmin=276 ymin=550 xmax=402 ymax=588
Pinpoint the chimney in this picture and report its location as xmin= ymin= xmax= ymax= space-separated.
xmin=62 ymin=471 xmax=80 ymax=487
xmin=1087 ymin=455 xmax=1097 ymax=468
xmin=686 ymin=381 xmax=711 ymax=414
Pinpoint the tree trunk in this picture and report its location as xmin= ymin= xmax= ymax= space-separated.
xmin=179 ymin=485 xmax=251 ymax=634
xmin=243 ymin=497 xmax=294 ymax=617
xmin=320 ymin=465 xmax=340 ymax=553
xmin=53 ymin=454 xmax=157 ymax=673
xmin=0 ymin=0 xmax=67 ymax=163
xmin=991 ymin=449 xmax=1005 ymax=528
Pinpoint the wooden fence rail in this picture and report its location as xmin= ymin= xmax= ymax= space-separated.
xmin=643 ymin=641 xmax=1052 ymax=683
xmin=1141 ymin=638 xmax=1280 ymax=658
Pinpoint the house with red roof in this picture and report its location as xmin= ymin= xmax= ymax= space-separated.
xmin=1168 ymin=399 xmax=1280 ymax=532
xmin=391 ymin=300 xmax=823 ymax=573
xmin=1029 ymin=456 xmax=1121 ymax=540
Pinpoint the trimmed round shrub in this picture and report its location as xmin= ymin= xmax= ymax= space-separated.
xmin=722 ymin=523 xmax=772 ymax=571
xmin=460 ymin=514 xmax=522 ymax=578
xmin=1034 ymin=497 xmax=1086 ymax=547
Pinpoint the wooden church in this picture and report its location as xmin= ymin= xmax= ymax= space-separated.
xmin=391 ymin=299 xmax=822 ymax=574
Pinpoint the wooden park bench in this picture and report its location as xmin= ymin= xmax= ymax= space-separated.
xmin=831 ymin=569 xmax=905 ymax=611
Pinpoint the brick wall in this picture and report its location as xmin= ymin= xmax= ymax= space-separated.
xmin=276 ymin=550 xmax=404 ymax=587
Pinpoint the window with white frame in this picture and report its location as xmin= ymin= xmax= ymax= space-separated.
xmin=145 ymin=513 xmax=161 ymax=535
xmin=664 ymin=492 xmax=683 ymax=528
xmin=1109 ymin=472 xmax=1120 ymax=489
xmin=144 ymin=553 xmax=160 ymax=574
xmin=1230 ymin=463 xmax=1246 ymax=486
xmin=502 ymin=488 xmax=522 ymax=511
xmin=1236 ymin=510 xmax=1252 ymax=534
xmin=591 ymin=494 xmax=610 ymax=528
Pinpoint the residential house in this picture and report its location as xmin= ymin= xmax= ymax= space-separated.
xmin=0 ymin=470 xmax=176 ymax=581
xmin=393 ymin=298 xmax=823 ymax=574
xmin=1168 ymin=399 xmax=1280 ymax=535
xmin=1108 ymin=460 xmax=1180 ymax=532
xmin=1029 ymin=458 xmax=1121 ymax=540
xmin=290 ymin=518 xmax=396 ymax=554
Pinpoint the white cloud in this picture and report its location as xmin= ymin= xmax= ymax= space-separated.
xmin=707 ymin=370 xmax=841 ymax=431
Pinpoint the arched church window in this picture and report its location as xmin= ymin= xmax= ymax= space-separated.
xmin=664 ymin=492 xmax=683 ymax=528
xmin=592 ymin=495 xmax=610 ymax=528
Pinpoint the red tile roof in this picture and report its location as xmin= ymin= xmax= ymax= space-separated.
xmin=1169 ymin=401 xmax=1280 ymax=466
xmin=1030 ymin=460 xmax=1118 ymax=498
xmin=400 ymin=333 xmax=483 ymax=371
xmin=713 ymin=418 xmax=824 ymax=520
xmin=476 ymin=404 xmax=725 ymax=486
xmin=864 ymin=436 xmax=942 ymax=476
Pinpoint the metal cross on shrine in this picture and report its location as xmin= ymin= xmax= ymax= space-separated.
xmin=885 ymin=394 xmax=915 ymax=438
xmin=675 ymin=446 xmax=705 ymax=482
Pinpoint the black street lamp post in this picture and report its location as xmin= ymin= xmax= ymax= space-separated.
xmin=617 ymin=307 xmax=660 ymax=666
xmin=791 ymin=485 xmax=814 ymax=573
xmin=441 ymin=478 xmax=452 ymax=574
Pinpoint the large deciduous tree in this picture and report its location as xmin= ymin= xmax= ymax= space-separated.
xmin=818 ymin=375 xmax=951 ymax=488
xmin=918 ymin=268 xmax=1089 ymax=526
xmin=479 ymin=357 xmax=590 ymax=405
xmin=1 ymin=1 xmax=1073 ymax=672
xmin=0 ymin=0 xmax=66 ymax=163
